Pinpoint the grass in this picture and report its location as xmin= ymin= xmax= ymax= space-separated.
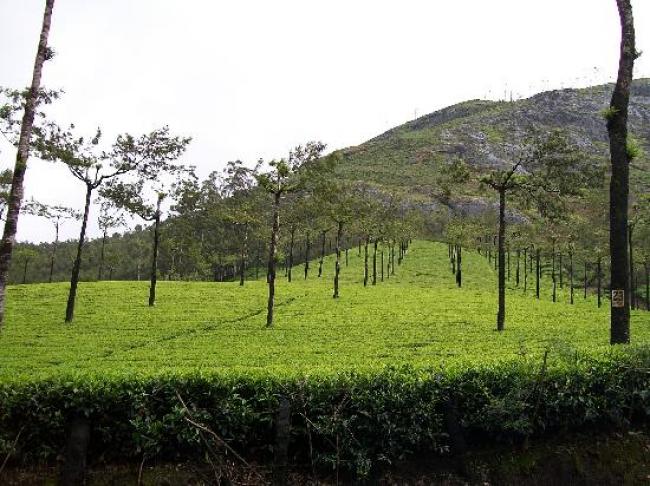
xmin=1 ymin=240 xmax=649 ymax=382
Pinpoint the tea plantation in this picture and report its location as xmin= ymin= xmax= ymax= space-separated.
xmin=2 ymin=240 xmax=649 ymax=380
xmin=2 ymin=240 xmax=650 ymax=473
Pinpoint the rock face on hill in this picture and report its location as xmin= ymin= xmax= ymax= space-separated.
xmin=336 ymin=79 xmax=650 ymax=205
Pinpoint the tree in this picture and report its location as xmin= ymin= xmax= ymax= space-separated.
xmin=0 ymin=170 xmax=14 ymax=220
xmin=96 ymin=201 xmax=125 ymax=280
xmin=0 ymin=0 xmax=55 ymax=329
xmin=220 ymin=160 xmax=263 ymax=286
xmin=607 ymin=0 xmax=638 ymax=344
xmin=257 ymin=141 xmax=325 ymax=327
xmin=100 ymin=132 xmax=192 ymax=305
xmin=14 ymin=247 xmax=39 ymax=284
xmin=481 ymin=130 xmax=598 ymax=331
xmin=24 ymin=200 xmax=79 ymax=282
xmin=39 ymin=125 xmax=188 ymax=321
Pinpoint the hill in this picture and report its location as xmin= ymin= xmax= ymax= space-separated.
xmin=334 ymin=79 xmax=650 ymax=201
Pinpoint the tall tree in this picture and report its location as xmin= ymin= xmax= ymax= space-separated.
xmin=220 ymin=160 xmax=262 ymax=286
xmin=101 ymin=132 xmax=192 ymax=305
xmin=39 ymin=125 xmax=188 ymax=321
xmin=257 ymin=142 xmax=326 ymax=327
xmin=607 ymin=0 xmax=637 ymax=344
xmin=481 ymin=130 xmax=598 ymax=331
xmin=0 ymin=0 xmax=55 ymax=329
xmin=96 ymin=201 xmax=125 ymax=281
xmin=24 ymin=200 xmax=79 ymax=283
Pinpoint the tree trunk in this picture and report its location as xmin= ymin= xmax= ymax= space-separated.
xmin=49 ymin=221 xmax=59 ymax=283
xmin=569 ymin=251 xmax=574 ymax=304
xmin=381 ymin=250 xmax=384 ymax=282
xmin=0 ymin=0 xmax=55 ymax=329
xmin=559 ymin=253 xmax=563 ymax=289
xmin=629 ymin=225 xmax=635 ymax=310
xmin=318 ymin=230 xmax=325 ymax=278
xmin=22 ymin=257 xmax=29 ymax=284
xmin=98 ymin=230 xmax=107 ymax=281
xmin=345 ymin=248 xmax=348 ymax=267
xmin=333 ymin=221 xmax=343 ymax=298
xmin=148 ymin=195 xmax=162 ymax=307
xmin=584 ymin=261 xmax=588 ymax=299
xmin=535 ymin=248 xmax=541 ymax=300
xmin=391 ymin=243 xmax=395 ymax=276
xmin=515 ymin=249 xmax=520 ymax=287
xmin=496 ymin=189 xmax=506 ymax=331
xmin=523 ymin=248 xmax=528 ymax=293
xmin=363 ymin=238 xmax=369 ymax=287
xmin=456 ymin=244 xmax=462 ymax=288
xmin=608 ymin=0 xmax=635 ymax=344
xmin=266 ymin=191 xmax=281 ymax=327
xmin=598 ymin=257 xmax=602 ymax=309
xmin=304 ymin=235 xmax=310 ymax=279
xmin=646 ymin=262 xmax=649 ymax=311
xmin=240 ymin=225 xmax=248 ymax=286
xmin=65 ymin=184 xmax=92 ymax=323
xmin=372 ymin=240 xmax=377 ymax=285
xmin=287 ymin=227 xmax=294 ymax=283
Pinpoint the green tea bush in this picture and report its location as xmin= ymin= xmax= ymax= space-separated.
xmin=2 ymin=348 xmax=650 ymax=476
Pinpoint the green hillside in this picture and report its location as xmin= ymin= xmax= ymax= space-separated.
xmin=3 ymin=240 xmax=649 ymax=381
xmin=335 ymin=79 xmax=650 ymax=199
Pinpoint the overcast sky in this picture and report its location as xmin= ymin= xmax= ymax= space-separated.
xmin=1 ymin=0 xmax=649 ymax=243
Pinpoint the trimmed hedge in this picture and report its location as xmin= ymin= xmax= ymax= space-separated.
xmin=2 ymin=348 xmax=650 ymax=476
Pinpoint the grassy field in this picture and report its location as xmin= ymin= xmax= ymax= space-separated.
xmin=2 ymin=240 xmax=649 ymax=381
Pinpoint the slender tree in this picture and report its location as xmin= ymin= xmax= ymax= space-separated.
xmin=96 ymin=201 xmax=125 ymax=281
xmin=0 ymin=0 xmax=56 ymax=329
xmin=607 ymin=0 xmax=637 ymax=344
xmin=100 ymin=133 xmax=192 ymax=305
xmin=257 ymin=142 xmax=326 ymax=327
xmin=24 ymin=200 xmax=79 ymax=283
xmin=39 ymin=125 xmax=189 ymax=320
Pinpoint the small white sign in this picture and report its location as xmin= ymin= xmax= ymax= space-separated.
xmin=612 ymin=290 xmax=625 ymax=308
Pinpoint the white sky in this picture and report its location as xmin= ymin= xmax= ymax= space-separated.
xmin=1 ymin=0 xmax=649 ymax=243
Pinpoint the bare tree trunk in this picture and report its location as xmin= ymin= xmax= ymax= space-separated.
xmin=598 ymin=257 xmax=602 ymax=308
xmin=267 ymin=191 xmax=281 ymax=327
xmin=318 ymin=230 xmax=325 ymax=278
xmin=0 ymin=0 xmax=55 ymax=329
xmin=65 ymin=184 xmax=92 ymax=323
xmin=608 ymin=0 xmax=636 ymax=344
xmin=148 ymin=195 xmax=162 ymax=307
xmin=240 ymin=225 xmax=248 ymax=286
xmin=333 ymin=221 xmax=342 ymax=298
xmin=535 ymin=248 xmax=540 ymax=300
xmin=22 ymin=257 xmax=29 ymax=284
xmin=98 ymin=230 xmax=107 ymax=281
xmin=363 ymin=237 xmax=369 ymax=287
xmin=49 ymin=220 xmax=59 ymax=283
xmin=646 ymin=262 xmax=649 ymax=311
xmin=629 ymin=225 xmax=635 ymax=310
xmin=372 ymin=239 xmax=377 ymax=285
xmin=523 ymin=248 xmax=528 ymax=293
xmin=515 ymin=249 xmax=520 ymax=287
xmin=569 ymin=251 xmax=574 ymax=304
xmin=496 ymin=189 xmax=506 ymax=331
xmin=287 ymin=227 xmax=294 ymax=283
xmin=304 ymin=235 xmax=310 ymax=279
xmin=381 ymin=249 xmax=384 ymax=282
xmin=456 ymin=244 xmax=462 ymax=288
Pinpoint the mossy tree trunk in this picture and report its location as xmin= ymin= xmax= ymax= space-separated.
xmin=0 ymin=0 xmax=55 ymax=329
xmin=608 ymin=0 xmax=636 ymax=344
